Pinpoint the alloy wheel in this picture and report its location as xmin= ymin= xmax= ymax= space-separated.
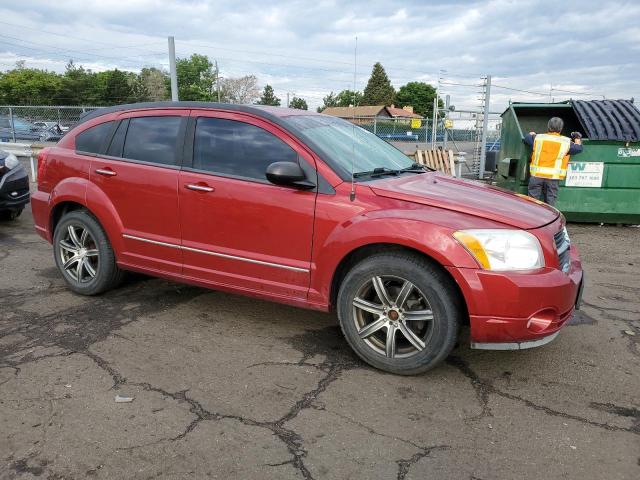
xmin=352 ymin=275 xmax=435 ymax=359
xmin=58 ymin=224 xmax=99 ymax=283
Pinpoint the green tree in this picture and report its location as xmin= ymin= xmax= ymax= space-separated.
xmin=396 ymin=82 xmax=442 ymax=118
xmin=0 ymin=67 xmax=62 ymax=105
xmin=102 ymin=69 xmax=134 ymax=104
xmin=139 ymin=67 xmax=169 ymax=101
xmin=335 ymin=89 xmax=363 ymax=107
xmin=57 ymin=61 xmax=95 ymax=105
xmin=362 ymin=62 xmax=395 ymax=106
xmin=256 ymin=84 xmax=281 ymax=106
xmin=173 ymin=54 xmax=216 ymax=101
xmin=317 ymin=89 xmax=363 ymax=112
xmin=317 ymin=91 xmax=338 ymax=111
xmin=289 ymin=96 xmax=308 ymax=110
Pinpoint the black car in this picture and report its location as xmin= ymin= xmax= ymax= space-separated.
xmin=0 ymin=150 xmax=30 ymax=220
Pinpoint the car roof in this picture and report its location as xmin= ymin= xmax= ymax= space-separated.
xmin=77 ymin=101 xmax=354 ymax=182
xmin=79 ymin=101 xmax=322 ymax=125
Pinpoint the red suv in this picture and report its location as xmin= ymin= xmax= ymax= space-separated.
xmin=32 ymin=102 xmax=583 ymax=374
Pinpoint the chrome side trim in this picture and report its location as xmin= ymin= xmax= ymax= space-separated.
xmin=122 ymin=234 xmax=309 ymax=273
xmin=123 ymin=234 xmax=181 ymax=249
xmin=470 ymin=331 xmax=559 ymax=350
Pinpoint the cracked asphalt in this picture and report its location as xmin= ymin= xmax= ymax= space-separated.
xmin=1 ymin=203 xmax=639 ymax=479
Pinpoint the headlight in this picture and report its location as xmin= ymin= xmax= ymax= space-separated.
xmin=2 ymin=153 xmax=19 ymax=170
xmin=453 ymin=229 xmax=544 ymax=271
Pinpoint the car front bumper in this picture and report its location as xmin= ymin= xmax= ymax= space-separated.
xmin=447 ymin=245 xmax=583 ymax=348
xmin=0 ymin=165 xmax=30 ymax=212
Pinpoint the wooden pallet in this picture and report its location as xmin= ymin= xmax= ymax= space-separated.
xmin=410 ymin=149 xmax=456 ymax=177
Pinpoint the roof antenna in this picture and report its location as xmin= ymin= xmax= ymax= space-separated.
xmin=350 ymin=36 xmax=358 ymax=202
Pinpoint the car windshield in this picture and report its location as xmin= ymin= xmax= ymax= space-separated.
xmin=286 ymin=115 xmax=415 ymax=179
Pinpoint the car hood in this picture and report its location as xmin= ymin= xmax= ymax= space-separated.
xmin=369 ymin=172 xmax=559 ymax=229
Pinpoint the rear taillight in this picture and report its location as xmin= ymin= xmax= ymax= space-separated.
xmin=36 ymin=148 xmax=48 ymax=187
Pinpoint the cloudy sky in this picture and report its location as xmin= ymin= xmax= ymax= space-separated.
xmin=0 ymin=0 xmax=638 ymax=112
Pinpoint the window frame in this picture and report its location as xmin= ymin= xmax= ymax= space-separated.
xmin=82 ymin=110 xmax=190 ymax=170
xmin=184 ymin=111 xmax=319 ymax=187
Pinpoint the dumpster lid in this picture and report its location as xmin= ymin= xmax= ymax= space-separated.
xmin=572 ymin=99 xmax=640 ymax=142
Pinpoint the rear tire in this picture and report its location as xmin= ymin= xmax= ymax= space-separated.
xmin=337 ymin=251 xmax=462 ymax=375
xmin=53 ymin=210 xmax=124 ymax=295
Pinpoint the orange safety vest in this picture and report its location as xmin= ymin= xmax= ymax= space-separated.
xmin=529 ymin=132 xmax=571 ymax=180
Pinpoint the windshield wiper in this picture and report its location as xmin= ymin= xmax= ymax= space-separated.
xmin=399 ymin=162 xmax=428 ymax=172
xmin=353 ymin=163 xmax=427 ymax=178
xmin=353 ymin=167 xmax=399 ymax=178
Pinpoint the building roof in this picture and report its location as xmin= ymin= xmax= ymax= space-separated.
xmin=320 ymin=105 xmax=386 ymax=118
xmin=321 ymin=105 xmax=423 ymax=119
xmin=385 ymin=106 xmax=423 ymax=119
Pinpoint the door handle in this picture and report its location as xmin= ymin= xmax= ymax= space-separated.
xmin=95 ymin=168 xmax=117 ymax=177
xmin=185 ymin=183 xmax=214 ymax=192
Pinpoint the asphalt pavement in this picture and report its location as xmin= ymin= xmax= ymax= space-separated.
xmin=1 ymin=206 xmax=638 ymax=479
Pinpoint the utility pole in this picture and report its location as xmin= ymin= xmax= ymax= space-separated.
xmin=431 ymin=97 xmax=437 ymax=148
xmin=215 ymin=60 xmax=221 ymax=102
xmin=286 ymin=92 xmax=290 ymax=108
xmin=168 ymin=36 xmax=179 ymax=101
xmin=478 ymin=75 xmax=492 ymax=179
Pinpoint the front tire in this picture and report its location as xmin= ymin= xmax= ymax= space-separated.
xmin=0 ymin=208 xmax=23 ymax=221
xmin=53 ymin=210 xmax=124 ymax=295
xmin=337 ymin=252 xmax=462 ymax=375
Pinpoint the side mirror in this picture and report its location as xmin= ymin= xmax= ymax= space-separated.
xmin=266 ymin=162 xmax=315 ymax=189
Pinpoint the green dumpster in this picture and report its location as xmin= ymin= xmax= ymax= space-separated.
xmin=496 ymin=100 xmax=640 ymax=223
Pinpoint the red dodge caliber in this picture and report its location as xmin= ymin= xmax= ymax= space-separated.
xmin=32 ymin=102 xmax=583 ymax=374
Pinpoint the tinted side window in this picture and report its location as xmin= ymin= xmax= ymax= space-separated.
xmin=193 ymin=118 xmax=298 ymax=180
xmin=75 ymin=121 xmax=115 ymax=154
xmin=122 ymin=116 xmax=181 ymax=165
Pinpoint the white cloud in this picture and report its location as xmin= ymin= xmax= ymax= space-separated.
xmin=0 ymin=0 xmax=638 ymax=112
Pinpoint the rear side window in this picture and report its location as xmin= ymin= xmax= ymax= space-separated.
xmin=122 ymin=116 xmax=182 ymax=165
xmin=75 ymin=121 xmax=114 ymax=154
xmin=193 ymin=117 xmax=298 ymax=181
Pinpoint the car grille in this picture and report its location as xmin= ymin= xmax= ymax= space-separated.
xmin=554 ymin=227 xmax=571 ymax=273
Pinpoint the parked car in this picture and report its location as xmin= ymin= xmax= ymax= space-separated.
xmin=31 ymin=102 xmax=584 ymax=374
xmin=33 ymin=121 xmax=69 ymax=134
xmin=0 ymin=116 xmax=63 ymax=142
xmin=0 ymin=149 xmax=30 ymax=220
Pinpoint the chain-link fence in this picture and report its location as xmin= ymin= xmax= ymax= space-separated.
xmin=0 ymin=107 xmax=502 ymax=168
xmin=350 ymin=116 xmax=500 ymax=145
xmin=0 ymin=106 xmax=103 ymax=143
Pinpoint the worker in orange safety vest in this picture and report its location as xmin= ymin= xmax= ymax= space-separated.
xmin=523 ymin=117 xmax=583 ymax=206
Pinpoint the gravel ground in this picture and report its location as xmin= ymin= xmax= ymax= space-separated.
xmin=1 ymin=203 xmax=638 ymax=479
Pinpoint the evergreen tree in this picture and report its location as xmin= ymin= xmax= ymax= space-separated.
xmin=256 ymin=84 xmax=281 ymax=106
xmin=362 ymin=62 xmax=395 ymax=106
xmin=289 ymin=96 xmax=308 ymax=110
xmin=318 ymin=91 xmax=338 ymax=111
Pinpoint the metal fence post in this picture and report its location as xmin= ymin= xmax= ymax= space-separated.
xmin=443 ymin=95 xmax=450 ymax=150
xmin=478 ymin=75 xmax=492 ymax=178
xmin=373 ymin=117 xmax=377 ymax=135
xmin=8 ymin=107 xmax=16 ymax=142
